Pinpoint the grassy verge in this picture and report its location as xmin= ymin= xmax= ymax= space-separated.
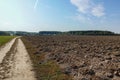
xmin=22 ymin=37 xmax=72 ymax=80
xmin=0 ymin=36 xmax=15 ymax=47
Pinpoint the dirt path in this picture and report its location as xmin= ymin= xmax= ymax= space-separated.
xmin=0 ymin=38 xmax=36 ymax=80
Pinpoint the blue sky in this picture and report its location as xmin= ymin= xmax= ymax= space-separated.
xmin=0 ymin=0 xmax=120 ymax=33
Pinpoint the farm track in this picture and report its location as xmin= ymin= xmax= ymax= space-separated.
xmin=0 ymin=38 xmax=36 ymax=80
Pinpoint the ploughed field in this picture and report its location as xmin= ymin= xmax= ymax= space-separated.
xmin=22 ymin=35 xmax=120 ymax=80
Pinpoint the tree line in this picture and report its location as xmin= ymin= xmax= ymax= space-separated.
xmin=38 ymin=30 xmax=117 ymax=36
xmin=0 ymin=30 xmax=119 ymax=36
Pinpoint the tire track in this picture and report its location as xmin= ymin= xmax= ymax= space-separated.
xmin=0 ymin=38 xmax=16 ymax=63
xmin=0 ymin=38 xmax=18 ymax=79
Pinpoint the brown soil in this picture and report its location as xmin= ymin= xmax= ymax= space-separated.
xmin=22 ymin=35 xmax=120 ymax=80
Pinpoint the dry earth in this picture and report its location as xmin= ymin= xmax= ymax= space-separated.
xmin=22 ymin=36 xmax=120 ymax=80
xmin=0 ymin=38 xmax=36 ymax=80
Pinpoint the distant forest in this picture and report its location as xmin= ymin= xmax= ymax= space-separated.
xmin=0 ymin=30 xmax=119 ymax=36
xmin=0 ymin=31 xmax=10 ymax=36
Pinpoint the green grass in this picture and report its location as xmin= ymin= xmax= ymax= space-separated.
xmin=33 ymin=54 xmax=72 ymax=80
xmin=0 ymin=36 xmax=15 ymax=46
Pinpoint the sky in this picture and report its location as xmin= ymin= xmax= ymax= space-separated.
xmin=0 ymin=0 xmax=120 ymax=33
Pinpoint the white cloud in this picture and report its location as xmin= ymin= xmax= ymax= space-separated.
xmin=70 ymin=0 xmax=105 ymax=17
xmin=34 ymin=0 xmax=39 ymax=9
xmin=91 ymin=4 xmax=105 ymax=17
xmin=71 ymin=0 xmax=90 ymax=13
